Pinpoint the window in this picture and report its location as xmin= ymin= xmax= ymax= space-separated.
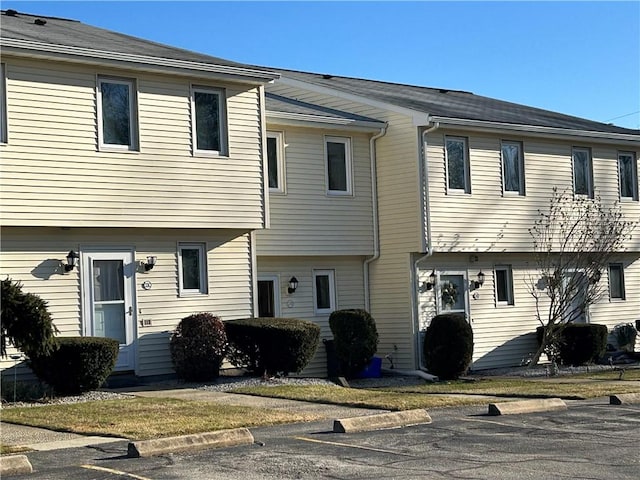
xmin=192 ymin=86 xmax=227 ymax=155
xmin=97 ymin=77 xmax=137 ymax=150
xmin=325 ymin=136 xmax=352 ymax=195
xmin=257 ymin=276 xmax=280 ymax=317
xmin=572 ymin=147 xmax=593 ymax=197
xmin=0 ymin=63 xmax=6 ymax=143
xmin=608 ymin=263 xmax=625 ymax=300
xmin=266 ymin=131 xmax=284 ymax=193
xmin=313 ymin=269 xmax=336 ymax=314
xmin=494 ymin=266 xmax=514 ymax=306
xmin=178 ymin=243 xmax=207 ymax=295
xmin=618 ymin=152 xmax=638 ymax=200
xmin=445 ymin=136 xmax=471 ymax=193
xmin=501 ymin=141 xmax=525 ymax=195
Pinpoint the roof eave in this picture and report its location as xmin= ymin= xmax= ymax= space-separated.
xmin=0 ymin=38 xmax=280 ymax=85
xmin=266 ymin=110 xmax=387 ymax=132
xmin=428 ymin=116 xmax=640 ymax=146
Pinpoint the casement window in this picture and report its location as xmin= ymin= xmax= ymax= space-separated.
xmin=192 ymin=86 xmax=227 ymax=155
xmin=97 ymin=77 xmax=138 ymax=150
xmin=313 ymin=269 xmax=336 ymax=315
xmin=0 ymin=63 xmax=6 ymax=143
xmin=178 ymin=243 xmax=207 ymax=295
xmin=501 ymin=141 xmax=525 ymax=195
xmin=266 ymin=131 xmax=284 ymax=193
xmin=445 ymin=136 xmax=471 ymax=194
xmin=572 ymin=147 xmax=594 ymax=197
xmin=325 ymin=136 xmax=352 ymax=195
xmin=618 ymin=151 xmax=638 ymax=201
xmin=608 ymin=263 xmax=626 ymax=300
xmin=494 ymin=265 xmax=514 ymax=306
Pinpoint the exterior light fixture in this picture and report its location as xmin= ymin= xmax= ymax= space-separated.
xmin=144 ymin=256 xmax=157 ymax=271
xmin=288 ymin=276 xmax=298 ymax=294
xmin=422 ymin=270 xmax=436 ymax=291
xmin=474 ymin=270 xmax=485 ymax=289
xmin=64 ymin=250 xmax=79 ymax=272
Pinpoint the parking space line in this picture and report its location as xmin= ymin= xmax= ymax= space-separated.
xmin=294 ymin=436 xmax=415 ymax=457
xmin=80 ymin=464 xmax=153 ymax=480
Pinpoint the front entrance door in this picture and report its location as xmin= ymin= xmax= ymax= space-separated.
xmin=82 ymin=250 xmax=136 ymax=371
xmin=436 ymin=271 xmax=469 ymax=318
xmin=257 ymin=276 xmax=280 ymax=318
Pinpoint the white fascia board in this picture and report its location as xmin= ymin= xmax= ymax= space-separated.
xmin=278 ymin=76 xmax=430 ymax=125
xmin=1 ymin=39 xmax=280 ymax=85
xmin=430 ymin=116 xmax=640 ymax=146
xmin=266 ymin=110 xmax=386 ymax=132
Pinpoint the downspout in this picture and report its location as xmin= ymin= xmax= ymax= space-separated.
xmin=363 ymin=124 xmax=388 ymax=311
xmin=412 ymin=120 xmax=440 ymax=371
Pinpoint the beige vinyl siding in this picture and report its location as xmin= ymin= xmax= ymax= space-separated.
xmin=0 ymin=57 xmax=265 ymax=229
xmin=426 ymin=130 xmax=640 ymax=253
xmin=256 ymin=126 xmax=374 ymax=255
xmin=0 ymin=227 xmax=254 ymax=378
xmin=257 ymin=255 xmax=366 ymax=376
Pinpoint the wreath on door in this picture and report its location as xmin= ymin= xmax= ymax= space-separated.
xmin=441 ymin=281 xmax=458 ymax=307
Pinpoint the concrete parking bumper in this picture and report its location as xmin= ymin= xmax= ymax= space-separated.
xmin=0 ymin=454 xmax=33 ymax=476
xmin=127 ymin=428 xmax=254 ymax=457
xmin=609 ymin=393 xmax=640 ymax=405
xmin=333 ymin=409 xmax=432 ymax=433
xmin=488 ymin=398 xmax=567 ymax=416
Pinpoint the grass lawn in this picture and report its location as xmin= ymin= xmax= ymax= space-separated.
xmin=1 ymin=397 xmax=322 ymax=441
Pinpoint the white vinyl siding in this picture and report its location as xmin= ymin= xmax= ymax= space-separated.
xmin=313 ymin=269 xmax=336 ymax=315
xmin=501 ymin=140 xmax=525 ymax=195
xmin=445 ymin=136 xmax=471 ymax=194
xmin=572 ymin=147 xmax=593 ymax=198
xmin=191 ymin=85 xmax=227 ymax=156
xmin=618 ymin=151 xmax=638 ymax=201
xmin=608 ymin=263 xmax=625 ymax=300
xmin=266 ymin=131 xmax=284 ymax=193
xmin=97 ymin=76 xmax=138 ymax=150
xmin=325 ymin=136 xmax=352 ymax=195
xmin=494 ymin=265 xmax=514 ymax=306
xmin=178 ymin=243 xmax=207 ymax=296
xmin=0 ymin=63 xmax=6 ymax=143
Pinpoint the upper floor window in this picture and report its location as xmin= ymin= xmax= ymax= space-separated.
xmin=267 ymin=131 xmax=284 ymax=193
xmin=178 ymin=243 xmax=207 ymax=296
xmin=97 ymin=77 xmax=138 ymax=150
xmin=0 ymin=63 xmax=6 ymax=143
xmin=313 ymin=269 xmax=336 ymax=315
xmin=501 ymin=141 xmax=525 ymax=195
xmin=572 ymin=147 xmax=593 ymax=198
xmin=618 ymin=151 xmax=638 ymax=201
xmin=192 ymin=86 xmax=227 ymax=156
xmin=325 ymin=136 xmax=352 ymax=195
xmin=608 ymin=263 xmax=625 ymax=300
xmin=445 ymin=136 xmax=471 ymax=194
xmin=494 ymin=265 xmax=514 ymax=306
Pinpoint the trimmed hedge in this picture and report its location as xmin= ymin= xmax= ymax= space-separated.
xmin=170 ymin=313 xmax=227 ymax=381
xmin=536 ymin=323 xmax=608 ymax=366
xmin=423 ymin=313 xmax=473 ymax=380
xmin=28 ymin=337 xmax=119 ymax=395
xmin=329 ymin=309 xmax=378 ymax=378
xmin=226 ymin=317 xmax=320 ymax=376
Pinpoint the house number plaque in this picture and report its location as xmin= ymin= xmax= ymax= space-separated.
xmin=142 ymin=281 xmax=152 ymax=290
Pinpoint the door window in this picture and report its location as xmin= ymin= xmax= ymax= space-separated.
xmin=92 ymin=260 xmax=126 ymax=343
xmin=437 ymin=272 xmax=468 ymax=315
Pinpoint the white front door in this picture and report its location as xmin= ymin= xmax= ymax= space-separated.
xmin=82 ymin=250 xmax=136 ymax=371
xmin=436 ymin=271 xmax=469 ymax=318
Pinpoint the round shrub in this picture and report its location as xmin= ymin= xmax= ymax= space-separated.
xmin=558 ymin=324 xmax=607 ymax=366
xmin=170 ymin=313 xmax=227 ymax=381
xmin=226 ymin=317 xmax=320 ymax=376
xmin=423 ymin=313 xmax=473 ymax=380
xmin=329 ymin=309 xmax=378 ymax=378
xmin=28 ymin=337 xmax=119 ymax=395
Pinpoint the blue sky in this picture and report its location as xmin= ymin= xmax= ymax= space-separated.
xmin=4 ymin=1 xmax=639 ymax=129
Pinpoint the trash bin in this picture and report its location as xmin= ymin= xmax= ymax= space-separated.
xmin=323 ymin=339 xmax=340 ymax=378
xmin=357 ymin=356 xmax=382 ymax=379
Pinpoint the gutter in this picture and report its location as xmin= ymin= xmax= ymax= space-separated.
xmin=266 ymin=111 xmax=385 ymax=132
xmin=363 ymin=124 xmax=388 ymax=311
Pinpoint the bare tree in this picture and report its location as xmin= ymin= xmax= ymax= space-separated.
xmin=527 ymin=188 xmax=636 ymax=367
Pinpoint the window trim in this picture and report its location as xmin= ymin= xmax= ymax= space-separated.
xmin=494 ymin=265 xmax=515 ymax=306
xmin=324 ymin=136 xmax=353 ymax=196
xmin=572 ymin=146 xmax=594 ymax=198
xmin=501 ymin=140 xmax=525 ymax=196
xmin=178 ymin=243 xmax=208 ymax=296
xmin=608 ymin=263 xmax=626 ymax=301
xmin=618 ymin=151 xmax=638 ymax=201
xmin=266 ymin=131 xmax=285 ymax=193
xmin=313 ymin=269 xmax=336 ymax=315
xmin=0 ymin=63 xmax=6 ymax=144
xmin=445 ymin=136 xmax=471 ymax=194
xmin=191 ymin=85 xmax=228 ymax=157
xmin=97 ymin=76 xmax=138 ymax=151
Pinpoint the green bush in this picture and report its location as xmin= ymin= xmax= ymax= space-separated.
xmin=423 ymin=313 xmax=473 ymax=380
xmin=28 ymin=337 xmax=119 ymax=395
xmin=613 ymin=323 xmax=637 ymax=351
xmin=1 ymin=278 xmax=57 ymax=358
xmin=170 ymin=313 xmax=227 ymax=381
xmin=329 ymin=309 xmax=378 ymax=378
xmin=226 ymin=317 xmax=320 ymax=376
xmin=536 ymin=324 xmax=608 ymax=366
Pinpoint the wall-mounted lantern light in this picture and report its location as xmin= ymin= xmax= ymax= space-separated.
xmin=422 ymin=270 xmax=436 ymax=291
xmin=64 ymin=250 xmax=78 ymax=272
xmin=474 ymin=270 xmax=485 ymax=289
xmin=288 ymin=276 xmax=298 ymax=294
xmin=144 ymin=256 xmax=157 ymax=271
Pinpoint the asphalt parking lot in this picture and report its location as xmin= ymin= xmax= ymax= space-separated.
xmin=16 ymin=399 xmax=640 ymax=479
